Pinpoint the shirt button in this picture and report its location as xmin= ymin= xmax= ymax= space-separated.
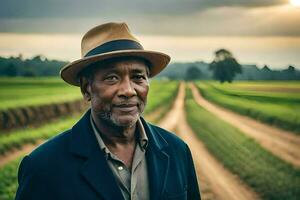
xmin=118 ymin=166 xmax=123 ymax=171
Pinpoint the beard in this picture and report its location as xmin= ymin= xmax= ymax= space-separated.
xmin=93 ymin=99 xmax=146 ymax=128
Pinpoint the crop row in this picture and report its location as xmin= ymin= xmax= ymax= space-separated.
xmin=196 ymin=82 xmax=300 ymax=134
xmin=0 ymin=77 xmax=82 ymax=111
xmin=0 ymin=115 xmax=80 ymax=155
xmin=185 ymin=87 xmax=300 ymax=200
xmin=0 ymin=100 xmax=87 ymax=131
xmin=0 ymin=157 xmax=22 ymax=200
xmin=143 ymin=80 xmax=179 ymax=122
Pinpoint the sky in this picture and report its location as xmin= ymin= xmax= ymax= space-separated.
xmin=1 ymin=0 xmax=300 ymax=69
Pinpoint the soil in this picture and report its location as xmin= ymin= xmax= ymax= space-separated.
xmin=190 ymin=83 xmax=300 ymax=168
xmin=0 ymin=140 xmax=44 ymax=167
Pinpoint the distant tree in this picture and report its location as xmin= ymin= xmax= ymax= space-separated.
xmin=262 ymin=65 xmax=271 ymax=72
xmin=261 ymin=65 xmax=273 ymax=80
xmin=5 ymin=63 xmax=18 ymax=76
xmin=185 ymin=65 xmax=202 ymax=80
xmin=209 ymin=49 xmax=242 ymax=83
xmin=286 ymin=65 xmax=296 ymax=73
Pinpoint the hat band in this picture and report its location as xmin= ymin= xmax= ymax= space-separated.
xmin=84 ymin=39 xmax=144 ymax=58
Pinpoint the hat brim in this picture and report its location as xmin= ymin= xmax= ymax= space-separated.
xmin=60 ymin=50 xmax=171 ymax=86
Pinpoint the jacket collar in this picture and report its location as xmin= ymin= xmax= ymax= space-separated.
xmin=68 ymin=109 xmax=170 ymax=200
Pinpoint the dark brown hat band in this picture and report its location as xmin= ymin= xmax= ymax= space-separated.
xmin=84 ymin=39 xmax=144 ymax=58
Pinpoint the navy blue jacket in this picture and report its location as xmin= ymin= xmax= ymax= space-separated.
xmin=15 ymin=110 xmax=201 ymax=200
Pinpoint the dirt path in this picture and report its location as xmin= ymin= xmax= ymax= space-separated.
xmin=0 ymin=140 xmax=43 ymax=167
xmin=190 ymin=83 xmax=300 ymax=168
xmin=159 ymin=82 xmax=260 ymax=200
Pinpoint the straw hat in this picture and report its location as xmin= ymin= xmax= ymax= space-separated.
xmin=60 ymin=22 xmax=171 ymax=86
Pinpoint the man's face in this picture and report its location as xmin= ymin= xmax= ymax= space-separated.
xmin=84 ymin=58 xmax=149 ymax=128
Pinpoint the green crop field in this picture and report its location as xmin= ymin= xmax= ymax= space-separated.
xmin=196 ymin=81 xmax=300 ymax=133
xmin=0 ymin=157 xmax=22 ymax=200
xmin=0 ymin=115 xmax=80 ymax=155
xmin=185 ymin=87 xmax=300 ymax=200
xmin=0 ymin=77 xmax=82 ymax=110
xmin=144 ymin=81 xmax=179 ymax=122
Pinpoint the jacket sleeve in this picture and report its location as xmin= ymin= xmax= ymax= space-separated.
xmin=185 ymin=144 xmax=201 ymax=200
xmin=15 ymin=155 xmax=31 ymax=200
xmin=15 ymin=155 xmax=49 ymax=200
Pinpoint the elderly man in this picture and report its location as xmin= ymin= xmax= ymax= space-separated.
xmin=15 ymin=22 xmax=201 ymax=200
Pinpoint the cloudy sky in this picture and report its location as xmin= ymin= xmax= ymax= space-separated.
xmin=1 ymin=0 xmax=300 ymax=69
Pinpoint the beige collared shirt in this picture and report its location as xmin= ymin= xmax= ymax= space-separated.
xmin=90 ymin=115 xmax=150 ymax=200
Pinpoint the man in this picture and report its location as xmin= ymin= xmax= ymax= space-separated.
xmin=15 ymin=22 xmax=201 ymax=200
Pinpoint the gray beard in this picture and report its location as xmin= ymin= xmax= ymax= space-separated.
xmin=99 ymin=110 xmax=140 ymax=128
xmin=96 ymin=102 xmax=146 ymax=128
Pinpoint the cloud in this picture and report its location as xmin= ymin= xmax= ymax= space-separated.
xmin=1 ymin=0 xmax=299 ymax=37
xmin=0 ymin=0 xmax=286 ymax=18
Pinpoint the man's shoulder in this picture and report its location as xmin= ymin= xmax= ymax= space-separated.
xmin=27 ymin=129 xmax=72 ymax=166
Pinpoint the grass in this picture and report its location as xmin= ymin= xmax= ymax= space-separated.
xmin=185 ymin=87 xmax=300 ymax=200
xmin=196 ymin=81 xmax=300 ymax=134
xmin=0 ymin=115 xmax=80 ymax=155
xmin=0 ymin=157 xmax=22 ymax=200
xmin=144 ymin=80 xmax=179 ymax=115
xmin=0 ymin=77 xmax=82 ymax=110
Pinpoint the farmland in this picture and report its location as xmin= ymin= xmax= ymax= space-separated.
xmin=0 ymin=77 xmax=82 ymax=110
xmin=0 ymin=157 xmax=21 ymax=200
xmin=0 ymin=78 xmax=299 ymax=200
xmin=185 ymin=86 xmax=300 ymax=200
xmin=196 ymin=81 xmax=300 ymax=133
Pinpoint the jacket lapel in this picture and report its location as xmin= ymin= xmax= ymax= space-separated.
xmin=80 ymin=150 xmax=124 ymax=200
xmin=141 ymin=118 xmax=170 ymax=200
xmin=68 ymin=110 xmax=124 ymax=200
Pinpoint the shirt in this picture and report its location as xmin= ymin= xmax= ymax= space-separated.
xmin=90 ymin=115 xmax=150 ymax=200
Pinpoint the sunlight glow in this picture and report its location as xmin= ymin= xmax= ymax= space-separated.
xmin=290 ymin=0 xmax=300 ymax=7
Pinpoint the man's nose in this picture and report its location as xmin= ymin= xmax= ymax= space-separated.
xmin=118 ymin=77 xmax=137 ymax=98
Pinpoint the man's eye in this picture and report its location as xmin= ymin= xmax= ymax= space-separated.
xmin=133 ymin=75 xmax=146 ymax=80
xmin=105 ymin=76 xmax=118 ymax=81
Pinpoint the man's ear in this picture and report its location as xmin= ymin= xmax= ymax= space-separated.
xmin=80 ymin=77 xmax=92 ymax=101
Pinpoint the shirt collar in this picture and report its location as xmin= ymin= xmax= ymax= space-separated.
xmin=90 ymin=114 xmax=148 ymax=157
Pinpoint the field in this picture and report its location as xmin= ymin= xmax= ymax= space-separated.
xmin=0 ymin=77 xmax=82 ymax=110
xmin=0 ymin=78 xmax=299 ymax=200
xmin=185 ymin=87 xmax=300 ymax=200
xmin=196 ymin=81 xmax=300 ymax=133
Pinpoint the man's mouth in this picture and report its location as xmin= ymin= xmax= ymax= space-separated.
xmin=113 ymin=103 xmax=138 ymax=112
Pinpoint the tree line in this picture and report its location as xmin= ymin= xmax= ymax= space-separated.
xmin=0 ymin=51 xmax=299 ymax=82
xmin=0 ymin=55 xmax=67 ymax=77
